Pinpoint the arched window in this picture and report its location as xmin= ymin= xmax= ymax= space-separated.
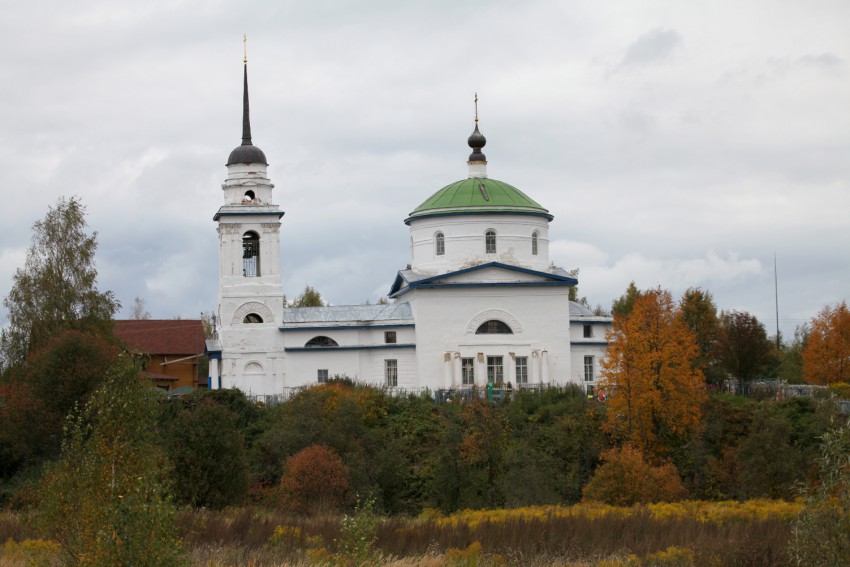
xmin=485 ymin=230 xmax=497 ymax=254
xmin=532 ymin=231 xmax=538 ymax=255
xmin=242 ymin=231 xmax=260 ymax=277
xmin=475 ymin=320 xmax=513 ymax=334
xmin=305 ymin=336 xmax=339 ymax=348
xmin=435 ymin=232 xmax=445 ymax=256
xmin=243 ymin=313 xmax=263 ymax=323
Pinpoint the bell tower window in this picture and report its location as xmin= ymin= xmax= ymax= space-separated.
xmin=485 ymin=230 xmax=497 ymax=254
xmin=242 ymin=231 xmax=260 ymax=277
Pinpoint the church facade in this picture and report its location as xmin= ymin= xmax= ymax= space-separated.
xmin=206 ymin=63 xmax=612 ymax=398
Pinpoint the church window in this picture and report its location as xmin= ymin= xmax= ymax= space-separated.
xmin=435 ymin=232 xmax=445 ymax=255
xmin=532 ymin=231 xmax=538 ymax=255
xmin=305 ymin=336 xmax=339 ymax=348
xmin=243 ymin=190 xmax=256 ymax=202
xmin=476 ymin=320 xmax=513 ymax=334
xmin=385 ymin=359 xmax=398 ymax=387
xmin=583 ymin=325 xmax=593 ymax=338
xmin=318 ymin=369 xmax=329 ymax=383
xmin=485 ymin=230 xmax=497 ymax=254
xmin=487 ymin=356 xmax=503 ymax=384
xmin=243 ymin=313 xmax=263 ymax=324
xmin=515 ymin=356 xmax=529 ymax=384
xmin=461 ymin=357 xmax=475 ymax=385
xmin=385 ymin=331 xmax=397 ymax=344
xmin=242 ymin=231 xmax=260 ymax=277
xmin=584 ymin=356 xmax=594 ymax=382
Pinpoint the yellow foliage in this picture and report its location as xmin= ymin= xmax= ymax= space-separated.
xmin=268 ymin=524 xmax=302 ymax=547
xmin=643 ymin=546 xmax=694 ymax=565
xmin=445 ymin=541 xmax=482 ymax=566
xmin=1 ymin=538 xmax=62 ymax=566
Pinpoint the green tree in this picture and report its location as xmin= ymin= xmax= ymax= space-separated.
xmin=789 ymin=420 xmax=850 ymax=565
xmin=716 ymin=310 xmax=777 ymax=392
xmin=679 ymin=287 xmax=721 ymax=384
xmin=165 ymin=398 xmax=249 ymax=509
xmin=35 ymin=360 xmax=185 ymax=566
xmin=566 ymin=268 xmax=587 ymax=304
xmin=611 ymin=281 xmax=641 ymax=319
xmin=291 ymin=285 xmax=325 ymax=307
xmin=1 ymin=197 xmax=119 ymax=370
xmin=779 ymin=324 xmax=809 ymax=384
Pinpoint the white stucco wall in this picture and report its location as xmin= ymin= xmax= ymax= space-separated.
xmin=409 ymin=214 xmax=550 ymax=275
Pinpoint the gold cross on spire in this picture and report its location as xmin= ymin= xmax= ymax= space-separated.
xmin=474 ymin=92 xmax=479 ymax=125
xmin=243 ymin=33 xmax=247 ymax=64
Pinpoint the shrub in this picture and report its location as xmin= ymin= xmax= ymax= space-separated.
xmin=279 ymin=444 xmax=351 ymax=514
xmin=582 ymin=445 xmax=687 ymax=506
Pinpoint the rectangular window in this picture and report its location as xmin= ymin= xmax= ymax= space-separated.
xmin=461 ymin=357 xmax=475 ymax=385
xmin=317 ymin=369 xmax=329 ymax=383
xmin=485 ymin=231 xmax=497 ymax=254
xmin=385 ymin=359 xmax=398 ymax=387
xmin=515 ymin=356 xmax=528 ymax=384
xmin=584 ymin=356 xmax=594 ymax=382
xmin=384 ymin=331 xmax=397 ymax=344
xmin=583 ymin=325 xmax=593 ymax=338
xmin=487 ymin=355 xmax=503 ymax=384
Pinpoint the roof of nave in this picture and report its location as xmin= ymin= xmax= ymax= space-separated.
xmin=283 ymin=302 xmax=413 ymax=324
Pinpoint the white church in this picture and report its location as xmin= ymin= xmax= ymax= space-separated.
xmin=206 ymin=60 xmax=612 ymax=398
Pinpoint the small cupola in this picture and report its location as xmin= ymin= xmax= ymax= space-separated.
xmin=467 ymin=93 xmax=487 ymax=179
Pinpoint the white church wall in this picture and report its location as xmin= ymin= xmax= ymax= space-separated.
xmin=409 ymin=214 xmax=550 ymax=275
xmin=406 ymin=285 xmax=572 ymax=389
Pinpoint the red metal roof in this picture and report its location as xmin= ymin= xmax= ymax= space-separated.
xmin=114 ymin=319 xmax=205 ymax=356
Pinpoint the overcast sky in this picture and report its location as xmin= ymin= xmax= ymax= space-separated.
xmin=1 ymin=0 xmax=848 ymax=340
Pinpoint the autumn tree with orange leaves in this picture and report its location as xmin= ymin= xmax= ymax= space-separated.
xmin=803 ymin=301 xmax=850 ymax=385
xmin=599 ymin=288 xmax=706 ymax=459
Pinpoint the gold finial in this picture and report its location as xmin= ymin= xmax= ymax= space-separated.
xmin=474 ymin=92 xmax=479 ymax=125
xmin=243 ymin=33 xmax=247 ymax=64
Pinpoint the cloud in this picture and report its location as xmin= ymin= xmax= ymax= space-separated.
xmin=620 ymin=28 xmax=683 ymax=68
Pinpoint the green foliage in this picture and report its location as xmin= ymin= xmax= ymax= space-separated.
xmin=35 ymin=360 xmax=185 ymax=566
xmin=789 ymin=420 xmax=850 ymax=565
xmin=736 ymin=407 xmax=801 ymax=499
xmin=611 ymin=281 xmax=641 ymax=319
xmin=0 ymin=330 xmax=120 ymax=466
xmin=336 ymin=496 xmax=380 ymax=565
xmin=679 ymin=287 xmax=722 ymax=384
xmin=1 ymin=197 xmax=119 ymax=370
xmin=290 ymin=285 xmax=325 ymax=307
xmin=716 ymin=310 xmax=777 ymax=389
xmin=165 ymin=398 xmax=249 ymax=509
xmin=778 ymin=325 xmax=808 ymax=384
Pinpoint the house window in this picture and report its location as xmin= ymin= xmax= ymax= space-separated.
xmin=318 ymin=369 xmax=329 ymax=383
xmin=485 ymin=230 xmax=496 ymax=254
xmin=583 ymin=325 xmax=593 ymax=338
xmin=305 ymin=336 xmax=339 ymax=347
xmin=385 ymin=359 xmax=398 ymax=387
xmin=461 ymin=357 xmax=475 ymax=385
xmin=435 ymin=232 xmax=445 ymax=256
xmin=584 ymin=356 xmax=594 ymax=382
xmin=532 ymin=231 xmax=538 ymax=255
xmin=515 ymin=356 xmax=528 ymax=384
xmin=487 ymin=356 xmax=503 ymax=384
xmin=476 ymin=320 xmax=513 ymax=334
xmin=242 ymin=231 xmax=260 ymax=277
xmin=385 ymin=331 xmax=397 ymax=344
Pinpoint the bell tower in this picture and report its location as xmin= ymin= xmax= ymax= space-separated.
xmin=212 ymin=41 xmax=286 ymax=394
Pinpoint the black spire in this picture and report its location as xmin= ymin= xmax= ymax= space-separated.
xmin=241 ymin=62 xmax=252 ymax=146
xmin=227 ymin=38 xmax=267 ymax=166
xmin=467 ymin=93 xmax=487 ymax=163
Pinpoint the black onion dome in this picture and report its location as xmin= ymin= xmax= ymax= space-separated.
xmin=467 ymin=124 xmax=487 ymax=162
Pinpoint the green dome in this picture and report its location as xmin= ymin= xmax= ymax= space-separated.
xmin=406 ymin=178 xmax=552 ymax=225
